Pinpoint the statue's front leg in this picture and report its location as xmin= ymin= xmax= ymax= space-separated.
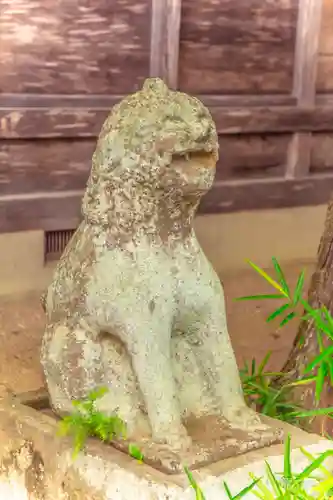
xmin=192 ymin=293 xmax=268 ymax=431
xmin=124 ymin=315 xmax=192 ymax=450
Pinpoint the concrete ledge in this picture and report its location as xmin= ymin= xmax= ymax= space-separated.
xmin=0 ymin=392 xmax=332 ymax=499
xmin=0 ymin=205 xmax=327 ymax=296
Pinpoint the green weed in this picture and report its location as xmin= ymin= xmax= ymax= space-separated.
xmin=57 ymin=386 xmax=142 ymax=459
xmin=187 ymin=434 xmax=333 ymax=499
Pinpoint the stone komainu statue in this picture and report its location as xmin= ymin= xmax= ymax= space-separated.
xmin=41 ymin=78 xmax=267 ymax=450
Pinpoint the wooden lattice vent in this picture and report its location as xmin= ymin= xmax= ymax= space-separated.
xmin=44 ymin=229 xmax=76 ymax=263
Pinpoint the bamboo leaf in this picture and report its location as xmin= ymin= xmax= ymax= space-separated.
xmin=293 ymin=270 xmax=305 ymax=305
xmin=280 ymin=311 xmax=297 ymax=327
xmin=315 ymin=364 xmax=326 ymax=403
xmin=304 ymin=346 xmax=333 ymax=373
xmin=235 ymin=294 xmax=284 ymax=302
xmin=272 ymin=257 xmax=290 ymax=297
xmin=296 ymin=449 xmax=333 ymax=482
xmin=291 ymin=407 xmax=333 ymax=418
xmin=246 ymin=260 xmax=289 ymax=297
xmin=267 ymin=304 xmax=290 ymax=323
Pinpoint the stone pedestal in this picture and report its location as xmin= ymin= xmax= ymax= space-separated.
xmin=0 ymin=390 xmax=332 ymax=500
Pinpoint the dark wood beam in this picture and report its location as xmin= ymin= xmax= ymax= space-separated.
xmin=2 ymin=105 xmax=333 ymax=139
xmin=2 ymin=175 xmax=333 ymax=233
xmin=0 ymin=93 xmax=295 ymax=108
xmin=200 ymin=174 xmax=333 ymax=214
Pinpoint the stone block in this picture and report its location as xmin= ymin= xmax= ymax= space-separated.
xmin=0 ymin=391 xmax=332 ymax=499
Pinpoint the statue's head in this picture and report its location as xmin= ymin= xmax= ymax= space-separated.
xmin=82 ymin=78 xmax=219 ymax=226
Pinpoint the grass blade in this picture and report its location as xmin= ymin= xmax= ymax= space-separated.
xmin=257 ymin=352 xmax=272 ymax=374
xmin=296 ymin=449 xmax=333 ymax=482
xmin=265 ymin=462 xmax=283 ymax=496
xmin=184 ymin=466 xmax=206 ymax=500
xmin=222 ymin=482 xmax=234 ymax=499
xmin=232 ymin=478 xmax=262 ymax=499
xmin=283 ymin=434 xmax=292 ymax=479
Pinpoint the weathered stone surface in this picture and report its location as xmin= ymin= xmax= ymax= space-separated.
xmin=0 ymin=395 xmax=333 ymax=500
xmin=41 ymin=77 xmax=281 ymax=463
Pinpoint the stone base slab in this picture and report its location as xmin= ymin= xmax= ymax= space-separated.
xmin=0 ymin=391 xmax=332 ymax=499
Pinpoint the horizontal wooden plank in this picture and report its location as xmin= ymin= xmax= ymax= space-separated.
xmin=0 ymin=139 xmax=94 ymax=195
xmin=217 ymin=134 xmax=289 ymax=180
xmin=0 ymin=0 xmax=150 ymax=94
xmin=0 ymin=109 xmax=102 ymax=139
xmin=179 ymin=0 xmax=298 ymax=94
xmin=200 ymin=174 xmax=333 ymax=213
xmin=0 ymin=191 xmax=83 ymax=233
xmin=0 ymin=94 xmax=124 ymax=108
xmin=0 ymin=134 xmax=289 ymax=196
xmin=0 ymin=93 xmax=296 ymax=108
xmin=2 ymin=105 xmax=333 ymax=139
xmin=2 ymin=174 xmax=333 ymax=233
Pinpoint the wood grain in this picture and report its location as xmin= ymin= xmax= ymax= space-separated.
xmin=2 ymin=174 xmax=333 ymax=232
xmin=0 ymin=191 xmax=82 ymax=233
xmin=0 ymin=134 xmax=289 ymax=197
xmin=293 ymin=0 xmax=323 ymax=105
xmin=317 ymin=0 xmax=333 ymax=92
xmin=0 ymin=93 xmax=296 ymax=108
xmin=0 ymin=140 xmax=94 ymax=195
xmin=217 ymin=134 xmax=290 ymax=180
xmin=311 ymin=133 xmax=333 ymax=172
xmin=0 ymin=0 xmax=150 ymax=94
xmin=286 ymin=0 xmax=323 ymax=178
xmin=149 ymin=0 xmax=182 ymax=88
xmin=166 ymin=0 xmax=182 ymax=89
xmin=150 ymin=0 xmax=167 ymax=80
xmin=4 ymin=105 xmax=333 ymax=139
xmin=200 ymin=174 xmax=333 ymax=214
xmin=178 ymin=0 xmax=298 ymax=94
xmin=287 ymin=0 xmax=323 ymax=179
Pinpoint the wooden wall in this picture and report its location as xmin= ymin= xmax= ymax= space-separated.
xmin=0 ymin=0 xmax=332 ymax=232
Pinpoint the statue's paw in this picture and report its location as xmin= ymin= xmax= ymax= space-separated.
xmin=224 ymin=406 xmax=269 ymax=431
xmin=153 ymin=422 xmax=192 ymax=451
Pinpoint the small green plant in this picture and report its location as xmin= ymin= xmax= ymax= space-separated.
xmin=240 ymin=351 xmax=309 ymax=425
xmin=237 ymin=258 xmax=333 ymax=416
xmin=186 ymin=435 xmax=333 ymax=499
xmin=58 ymin=386 xmax=131 ymax=458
